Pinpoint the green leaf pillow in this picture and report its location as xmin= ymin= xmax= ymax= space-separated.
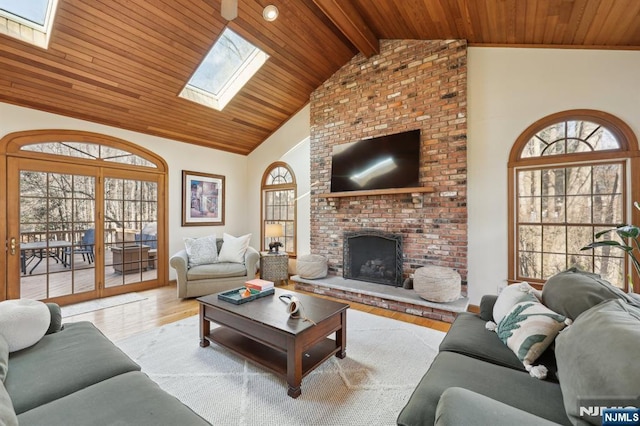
xmin=497 ymin=300 xmax=569 ymax=379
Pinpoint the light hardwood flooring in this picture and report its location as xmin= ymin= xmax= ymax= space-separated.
xmin=65 ymin=281 xmax=450 ymax=341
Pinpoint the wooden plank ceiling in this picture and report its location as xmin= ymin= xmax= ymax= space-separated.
xmin=1 ymin=0 xmax=639 ymax=155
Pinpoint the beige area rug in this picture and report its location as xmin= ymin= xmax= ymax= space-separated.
xmin=116 ymin=310 xmax=445 ymax=426
xmin=61 ymin=292 xmax=147 ymax=317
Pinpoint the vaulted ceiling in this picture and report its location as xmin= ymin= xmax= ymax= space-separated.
xmin=1 ymin=0 xmax=639 ymax=155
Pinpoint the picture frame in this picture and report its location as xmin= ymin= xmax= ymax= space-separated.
xmin=182 ymin=170 xmax=225 ymax=226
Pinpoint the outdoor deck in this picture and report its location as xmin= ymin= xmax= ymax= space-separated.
xmin=20 ymin=249 xmax=157 ymax=300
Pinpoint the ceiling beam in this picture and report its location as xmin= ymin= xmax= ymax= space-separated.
xmin=312 ymin=0 xmax=379 ymax=57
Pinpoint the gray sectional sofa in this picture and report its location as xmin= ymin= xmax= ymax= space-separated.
xmin=397 ymin=268 xmax=640 ymax=426
xmin=2 ymin=304 xmax=210 ymax=426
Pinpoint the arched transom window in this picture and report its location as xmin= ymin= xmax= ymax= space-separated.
xmin=508 ymin=110 xmax=639 ymax=291
xmin=261 ymin=162 xmax=296 ymax=255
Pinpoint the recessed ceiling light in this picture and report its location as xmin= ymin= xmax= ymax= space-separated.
xmin=263 ymin=5 xmax=278 ymax=22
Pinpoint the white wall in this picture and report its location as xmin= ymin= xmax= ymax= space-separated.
xmin=0 ymin=103 xmax=248 ymax=280
xmin=467 ymin=47 xmax=640 ymax=304
xmin=246 ymin=104 xmax=311 ymax=257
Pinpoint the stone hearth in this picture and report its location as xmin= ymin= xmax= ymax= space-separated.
xmin=291 ymin=274 xmax=469 ymax=323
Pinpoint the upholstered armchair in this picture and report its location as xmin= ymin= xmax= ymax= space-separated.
xmin=170 ymin=238 xmax=259 ymax=298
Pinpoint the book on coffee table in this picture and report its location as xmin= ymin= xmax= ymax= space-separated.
xmin=245 ymin=278 xmax=274 ymax=291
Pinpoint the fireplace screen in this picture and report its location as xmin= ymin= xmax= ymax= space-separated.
xmin=343 ymin=230 xmax=403 ymax=286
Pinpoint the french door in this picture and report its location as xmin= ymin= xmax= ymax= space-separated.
xmin=6 ymin=157 xmax=161 ymax=304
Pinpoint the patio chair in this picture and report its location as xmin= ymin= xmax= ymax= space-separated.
xmin=66 ymin=229 xmax=95 ymax=265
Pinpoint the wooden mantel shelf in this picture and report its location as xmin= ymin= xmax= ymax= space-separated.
xmin=316 ymin=186 xmax=435 ymax=198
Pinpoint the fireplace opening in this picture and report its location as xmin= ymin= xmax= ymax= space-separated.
xmin=343 ymin=230 xmax=403 ymax=287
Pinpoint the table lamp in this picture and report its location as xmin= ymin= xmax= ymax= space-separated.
xmin=265 ymin=223 xmax=284 ymax=253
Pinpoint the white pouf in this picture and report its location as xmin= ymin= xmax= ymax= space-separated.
xmin=413 ymin=266 xmax=461 ymax=303
xmin=296 ymin=254 xmax=328 ymax=279
xmin=0 ymin=299 xmax=51 ymax=352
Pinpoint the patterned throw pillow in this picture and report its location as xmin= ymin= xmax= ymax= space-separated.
xmin=497 ymin=300 xmax=568 ymax=378
xmin=492 ymin=281 xmax=539 ymax=324
xmin=184 ymin=235 xmax=218 ymax=267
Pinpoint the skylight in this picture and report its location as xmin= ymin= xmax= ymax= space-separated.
xmin=0 ymin=0 xmax=58 ymax=48
xmin=180 ymin=28 xmax=268 ymax=111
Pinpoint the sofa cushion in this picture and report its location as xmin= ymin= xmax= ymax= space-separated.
xmin=5 ymin=321 xmax=140 ymax=414
xmin=497 ymin=300 xmax=567 ymax=375
xmin=184 ymin=235 xmax=218 ymax=267
xmin=479 ymin=294 xmax=498 ymax=321
xmin=396 ymin=351 xmax=571 ymax=426
xmin=542 ymin=267 xmax=640 ymax=320
xmin=17 ymin=371 xmax=211 ymax=426
xmin=0 ymin=299 xmax=51 ymax=352
xmin=435 ymin=387 xmax=562 ymax=426
xmin=45 ymin=303 xmax=62 ymax=335
xmin=439 ymin=312 xmax=525 ymax=371
xmin=440 ymin=313 xmax=559 ymax=381
xmin=555 ymin=299 xmax=640 ymax=426
xmin=0 ymin=381 xmax=18 ymax=426
xmin=218 ymin=233 xmax=251 ymax=263
xmin=186 ymin=262 xmax=247 ymax=280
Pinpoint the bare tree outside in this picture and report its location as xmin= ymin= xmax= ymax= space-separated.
xmin=516 ymin=119 xmax=626 ymax=288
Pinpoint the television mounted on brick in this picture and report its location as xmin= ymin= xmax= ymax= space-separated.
xmin=330 ymin=129 xmax=420 ymax=193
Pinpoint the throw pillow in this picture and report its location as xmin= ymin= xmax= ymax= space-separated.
xmin=218 ymin=233 xmax=251 ymax=263
xmin=555 ymin=299 xmax=640 ymax=426
xmin=497 ymin=299 xmax=569 ymax=379
xmin=0 ymin=299 xmax=51 ymax=352
xmin=542 ymin=267 xmax=640 ymax=320
xmin=492 ymin=282 xmax=539 ymax=324
xmin=0 ymin=335 xmax=7 ymax=382
xmin=0 ymin=381 xmax=18 ymax=426
xmin=184 ymin=235 xmax=218 ymax=267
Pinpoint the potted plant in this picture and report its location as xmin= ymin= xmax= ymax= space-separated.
xmin=581 ymin=201 xmax=640 ymax=293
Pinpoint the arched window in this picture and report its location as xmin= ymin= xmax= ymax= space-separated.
xmin=508 ymin=110 xmax=639 ymax=291
xmin=261 ymin=162 xmax=296 ymax=255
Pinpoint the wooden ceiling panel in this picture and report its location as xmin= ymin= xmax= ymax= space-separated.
xmin=0 ymin=0 xmax=638 ymax=155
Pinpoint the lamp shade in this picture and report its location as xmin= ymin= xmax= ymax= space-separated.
xmin=265 ymin=223 xmax=284 ymax=238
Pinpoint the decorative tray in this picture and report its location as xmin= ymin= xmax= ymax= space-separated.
xmin=217 ymin=287 xmax=275 ymax=305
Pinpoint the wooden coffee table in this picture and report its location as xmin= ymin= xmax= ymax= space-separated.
xmin=198 ymin=288 xmax=349 ymax=398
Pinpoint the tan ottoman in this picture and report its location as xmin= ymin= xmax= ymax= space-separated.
xmin=296 ymin=254 xmax=328 ymax=279
xmin=413 ymin=265 xmax=461 ymax=303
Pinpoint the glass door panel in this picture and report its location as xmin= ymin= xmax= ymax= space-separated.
xmin=104 ymin=177 xmax=158 ymax=288
xmin=17 ymin=170 xmax=96 ymax=301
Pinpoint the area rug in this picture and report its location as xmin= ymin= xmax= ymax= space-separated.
xmin=116 ymin=310 xmax=445 ymax=425
xmin=61 ymin=292 xmax=147 ymax=317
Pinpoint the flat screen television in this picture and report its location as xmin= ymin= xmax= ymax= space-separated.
xmin=330 ymin=129 xmax=421 ymax=192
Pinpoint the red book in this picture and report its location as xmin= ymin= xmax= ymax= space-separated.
xmin=245 ymin=278 xmax=274 ymax=291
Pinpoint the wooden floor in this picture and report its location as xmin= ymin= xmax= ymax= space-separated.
xmin=65 ymin=281 xmax=450 ymax=341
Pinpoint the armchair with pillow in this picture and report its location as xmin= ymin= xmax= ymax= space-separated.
xmin=170 ymin=233 xmax=260 ymax=298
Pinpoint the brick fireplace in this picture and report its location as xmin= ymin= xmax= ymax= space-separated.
xmin=343 ymin=229 xmax=403 ymax=287
xmin=298 ymin=39 xmax=468 ymax=321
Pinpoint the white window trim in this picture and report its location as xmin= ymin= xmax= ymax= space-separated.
xmin=179 ymin=45 xmax=268 ymax=111
xmin=0 ymin=0 xmax=58 ymax=49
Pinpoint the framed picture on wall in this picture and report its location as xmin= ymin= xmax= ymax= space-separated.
xmin=182 ymin=170 xmax=225 ymax=226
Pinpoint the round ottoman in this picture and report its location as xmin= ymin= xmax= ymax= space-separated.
xmin=413 ymin=266 xmax=461 ymax=303
xmin=296 ymin=254 xmax=328 ymax=279
xmin=0 ymin=299 xmax=51 ymax=352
